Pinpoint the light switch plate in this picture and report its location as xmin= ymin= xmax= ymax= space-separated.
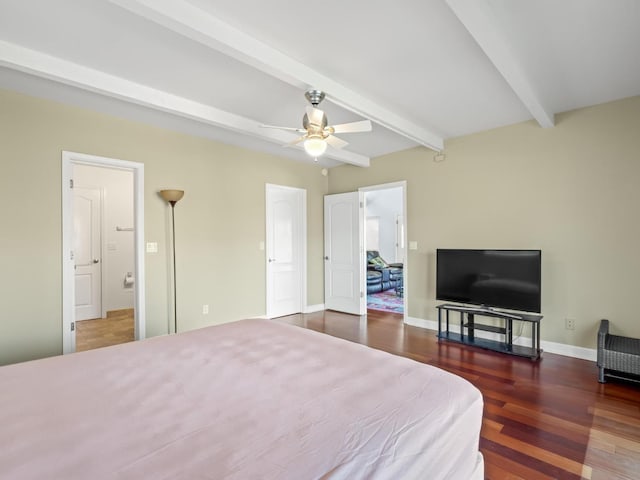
xmin=146 ymin=242 xmax=158 ymax=253
xmin=409 ymin=241 xmax=418 ymax=250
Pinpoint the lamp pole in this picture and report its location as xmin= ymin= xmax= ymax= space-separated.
xmin=169 ymin=200 xmax=178 ymax=334
xmin=159 ymin=190 xmax=184 ymax=334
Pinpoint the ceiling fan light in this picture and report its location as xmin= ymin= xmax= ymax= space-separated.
xmin=303 ymin=137 xmax=327 ymax=157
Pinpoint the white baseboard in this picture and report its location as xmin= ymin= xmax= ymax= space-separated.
xmin=536 ymin=340 xmax=596 ymax=361
xmin=304 ymin=304 xmax=325 ymax=313
xmin=257 ymin=304 xmax=326 ymax=320
xmin=404 ymin=316 xmax=596 ymax=362
xmin=405 ymin=317 xmax=438 ymax=331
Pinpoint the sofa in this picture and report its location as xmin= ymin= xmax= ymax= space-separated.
xmin=366 ymin=250 xmax=403 ymax=295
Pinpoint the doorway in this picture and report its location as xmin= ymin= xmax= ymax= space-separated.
xmin=62 ymin=151 xmax=145 ymax=354
xmin=362 ymin=183 xmax=406 ymax=316
xmin=322 ymin=181 xmax=407 ymax=320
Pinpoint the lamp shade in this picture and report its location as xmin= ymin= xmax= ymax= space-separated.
xmin=303 ymin=136 xmax=327 ymax=158
xmin=160 ymin=189 xmax=185 ymax=204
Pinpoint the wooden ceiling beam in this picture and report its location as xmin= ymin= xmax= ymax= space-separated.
xmin=0 ymin=39 xmax=370 ymax=167
xmin=446 ymin=0 xmax=555 ymax=128
xmin=109 ymin=0 xmax=444 ymax=152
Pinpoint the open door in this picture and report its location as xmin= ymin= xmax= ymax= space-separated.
xmin=324 ymin=192 xmax=365 ymax=315
xmin=73 ymin=187 xmax=102 ymax=321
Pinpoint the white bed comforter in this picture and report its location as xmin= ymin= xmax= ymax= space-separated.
xmin=0 ymin=319 xmax=483 ymax=479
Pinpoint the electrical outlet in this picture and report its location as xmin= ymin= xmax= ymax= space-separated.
xmin=202 ymin=304 xmax=209 ymax=315
xmin=565 ymin=318 xmax=575 ymax=330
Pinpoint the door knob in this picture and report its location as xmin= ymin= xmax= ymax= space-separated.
xmin=268 ymin=258 xmax=275 ymax=263
xmin=92 ymin=259 xmax=100 ymax=264
xmin=324 ymin=256 xmax=329 ymax=260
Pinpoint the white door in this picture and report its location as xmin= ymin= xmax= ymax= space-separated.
xmin=266 ymin=185 xmax=305 ymax=318
xmin=74 ymin=187 xmax=102 ymax=321
xmin=324 ymin=192 xmax=365 ymax=315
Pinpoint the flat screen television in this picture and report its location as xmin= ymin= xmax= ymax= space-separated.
xmin=436 ymin=249 xmax=541 ymax=313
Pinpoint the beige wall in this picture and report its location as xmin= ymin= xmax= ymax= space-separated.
xmin=0 ymin=89 xmax=328 ymax=365
xmin=329 ymin=96 xmax=640 ymax=349
xmin=2 ymin=87 xmax=639 ymax=363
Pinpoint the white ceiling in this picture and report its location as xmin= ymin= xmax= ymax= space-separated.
xmin=1 ymin=0 xmax=638 ymax=167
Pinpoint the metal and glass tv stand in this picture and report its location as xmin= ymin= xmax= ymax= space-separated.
xmin=436 ymin=303 xmax=543 ymax=360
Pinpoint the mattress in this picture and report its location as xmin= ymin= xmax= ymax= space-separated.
xmin=0 ymin=319 xmax=483 ymax=479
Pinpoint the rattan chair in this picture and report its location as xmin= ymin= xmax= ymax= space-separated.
xmin=597 ymin=319 xmax=640 ymax=383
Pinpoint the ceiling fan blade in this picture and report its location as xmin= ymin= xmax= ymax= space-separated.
xmin=325 ymin=135 xmax=349 ymax=150
xmin=306 ymin=106 xmax=325 ymax=127
xmin=284 ymin=135 xmax=307 ymax=148
xmin=328 ymin=120 xmax=372 ymax=134
xmin=260 ymin=124 xmax=306 ymax=133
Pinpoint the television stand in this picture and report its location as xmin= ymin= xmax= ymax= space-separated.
xmin=436 ymin=303 xmax=542 ymax=360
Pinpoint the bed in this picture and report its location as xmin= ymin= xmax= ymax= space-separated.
xmin=0 ymin=319 xmax=484 ymax=479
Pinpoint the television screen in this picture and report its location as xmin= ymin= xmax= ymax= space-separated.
xmin=436 ymin=249 xmax=541 ymax=313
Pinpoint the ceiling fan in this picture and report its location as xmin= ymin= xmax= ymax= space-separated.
xmin=261 ymin=89 xmax=372 ymax=158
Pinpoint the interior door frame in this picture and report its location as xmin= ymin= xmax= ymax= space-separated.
xmin=62 ymin=151 xmax=145 ymax=354
xmin=265 ymin=183 xmax=307 ymax=318
xmin=360 ymin=181 xmax=407 ymax=323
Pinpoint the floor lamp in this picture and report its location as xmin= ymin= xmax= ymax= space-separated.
xmin=160 ymin=189 xmax=184 ymax=334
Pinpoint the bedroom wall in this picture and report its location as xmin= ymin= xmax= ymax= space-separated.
xmin=0 ymin=88 xmax=327 ymax=365
xmin=328 ymin=96 xmax=640 ymax=350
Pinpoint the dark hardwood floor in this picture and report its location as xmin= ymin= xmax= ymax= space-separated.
xmin=275 ymin=310 xmax=640 ymax=480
